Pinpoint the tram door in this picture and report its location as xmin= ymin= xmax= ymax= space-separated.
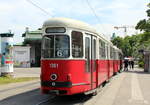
xmin=85 ymin=35 xmax=97 ymax=90
xmin=91 ymin=36 xmax=97 ymax=89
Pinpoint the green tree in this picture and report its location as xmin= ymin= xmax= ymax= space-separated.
xmin=136 ymin=3 xmax=150 ymax=32
xmin=111 ymin=36 xmax=123 ymax=49
xmin=135 ymin=3 xmax=150 ymax=67
xmin=111 ymin=34 xmax=142 ymax=58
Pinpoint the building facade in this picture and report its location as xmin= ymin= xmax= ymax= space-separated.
xmin=22 ymin=28 xmax=42 ymax=67
xmin=13 ymin=45 xmax=31 ymax=67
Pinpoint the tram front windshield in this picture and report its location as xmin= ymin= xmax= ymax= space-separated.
xmin=42 ymin=35 xmax=70 ymax=58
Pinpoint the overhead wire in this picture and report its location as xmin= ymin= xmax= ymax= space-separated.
xmin=26 ymin=0 xmax=53 ymax=17
xmin=85 ymin=0 xmax=102 ymax=24
xmin=85 ymin=0 xmax=110 ymax=39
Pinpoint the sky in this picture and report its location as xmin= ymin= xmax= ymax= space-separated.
xmin=0 ymin=0 xmax=149 ymax=43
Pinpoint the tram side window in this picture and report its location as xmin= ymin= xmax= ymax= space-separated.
xmin=113 ymin=51 xmax=115 ymax=60
xmin=106 ymin=45 xmax=109 ymax=59
xmin=72 ymin=31 xmax=83 ymax=58
xmin=113 ymin=49 xmax=116 ymax=60
xmin=110 ymin=47 xmax=113 ymax=59
xmin=99 ymin=40 xmax=101 ymax=58
xmin=119 ymin=53 xmax=122 ymax=60
xmin=85 ymin=37 xmax=90 ymax=72
xmin=99 ymin=39 xmax=106 ymax=59
xmin=116 ymin=52 xmax=119 ymax=60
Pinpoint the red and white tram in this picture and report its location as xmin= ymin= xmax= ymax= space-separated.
xmin=40 ymin=18 xmax=123 ymax=95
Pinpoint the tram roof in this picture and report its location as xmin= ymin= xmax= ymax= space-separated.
xmin=43 ymin=17 xmax=112 ymax=44
xmin=43 ymin=17 xmax=97 ymax=33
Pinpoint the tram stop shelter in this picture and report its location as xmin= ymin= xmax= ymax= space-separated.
xmin=144 ymin=51 xmax=150 ymax=73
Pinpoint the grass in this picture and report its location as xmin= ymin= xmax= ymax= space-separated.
xmin=0 ymin=77 xmax=39 ymax=85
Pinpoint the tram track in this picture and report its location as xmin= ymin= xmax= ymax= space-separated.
xmin=35 ymin=96 xmax=56 ymax=105
xmin=34 ymin=94 xmax=92 ymax=105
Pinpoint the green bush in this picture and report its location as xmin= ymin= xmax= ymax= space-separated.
xmin=138 ymin=61 xmax=144 ymax=68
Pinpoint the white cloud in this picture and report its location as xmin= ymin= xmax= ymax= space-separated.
xmin=96 ymin=0 xmax=148 ymax=22
xmin=0 ymin=2 xmax=14 ymax=12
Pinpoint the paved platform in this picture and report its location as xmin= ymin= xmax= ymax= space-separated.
xmin=84 ymin=67 xmax=150 ymax=105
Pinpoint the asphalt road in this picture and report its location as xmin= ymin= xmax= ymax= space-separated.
xmin=0 ymin=67 xmax=150 ymax=105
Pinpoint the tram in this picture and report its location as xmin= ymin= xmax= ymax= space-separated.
xmin=40 ymin=17 xmax=123 ymax=95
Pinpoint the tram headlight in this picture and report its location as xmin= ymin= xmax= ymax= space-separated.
xmin=50 ymin=74 xmax=57 ymax=80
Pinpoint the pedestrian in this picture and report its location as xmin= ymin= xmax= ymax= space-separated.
xmin=124 ymin=58 xmax=129 ymax=71
xmin=31 ymin=60 xmax=34 ymax=67
xmin=130 ymin=60 xmax=134 ymax=70
xmin=128 ymin=59 xmax=132 ymax=69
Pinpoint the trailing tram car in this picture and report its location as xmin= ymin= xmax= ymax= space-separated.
xmin=40 ymin=18 xmax=123 ymax=96
xmin=113 ymin=46 xmax=123 ymax=75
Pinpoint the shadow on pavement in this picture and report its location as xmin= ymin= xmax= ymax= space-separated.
xmin=0 ymin=88 xmax=93 ymax=105
xmin=48 ymin=94 xmax=92 ymax=105
xmin=0 ymin=88 xmax=50 ymax=105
